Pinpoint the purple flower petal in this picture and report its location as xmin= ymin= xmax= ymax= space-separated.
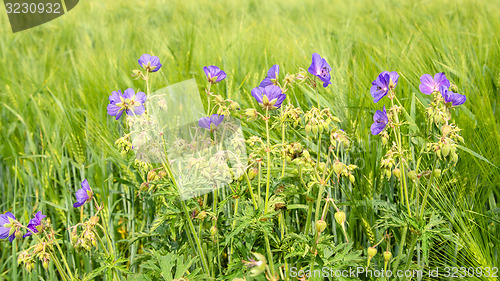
xmin=251 ymin=87 xmax=264 ymax=104
xmin=198 ymin=117 xmax=211 ymax=130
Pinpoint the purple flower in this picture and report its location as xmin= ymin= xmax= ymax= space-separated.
xmin=203 ymin=66 xmax=227 ymax=84
xmin=251 ymin=85 xmax=287 ymax=110
xmin=138 ymin=54 xmax=162 ymax=72
xmin=0 ymin=212 xmax=17 ymax=242
xmin=370 ymin=71 xmax=399 ymax=103
xmin=419 ymin=73 xmax=450 ymax=95
xmin=371 ymin=106 xmax=389 ymax=135
xmin=259 ymin=65 xmax=279 ymax=88
xmin=73 ymin=179 xmax=93 ymax=208
xmin=198 ymin=114 xmax=225 ymax=130
xmin=308 ymin=53 xmax=332 ymax=87
xmin=107 ymin=88 xmax=147 ymax=120
xmin=23 ymin=211 xmax=46 ymax=238
xmin=440 ymin=86 xmax=466 ymax=107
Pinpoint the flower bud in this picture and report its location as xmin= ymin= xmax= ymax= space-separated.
xmin=245 ymin=108 xmax=258 ymax=121
xmin=381 ymin=136 xmax=388 ymax=145
xmin=42 ymin=259 xmax=49 ymax=270
xmin=230 ymin=101 xmax=240 ymax=110
xmin=334 ymin=211 xmax=346 ymax=226
xmin=432 ymin=169 xmax=442 ymax=178
xmin=157 ymin=170 xmax=167 ymax=179
xmin=450 ymin=84 xmax=459 ymax=92
xmin=318 ymin=163 xmax=326 ymax=173
xmin=315 ymin=220 xmax=327 ymax=233
xmin=196 ymin=211 xmax=207 ymax=220
xmin=312 ymin=124 xmax=319 ymax=135
xmin=302 ymin=150 xmax=311 ymax=158
xmin=367 ymin=246 xmax=377 ymax=267
xmin=71 ymin=233 xmax=78 ymax=244
xmin=441 ymin=124 xmax=452 ymax=136
xmin=392 ymin=168 xmax=401 ymax=179
xmin=333 ymin=161 xmax=343 ymax=176
xmin=248 ymin=167 xmax=258 ymax=180
xmin=25 ymin=262 xmax=34 ymax=272
xmin=384 ymin=169 xmax=392 ymax=179
xmin=214 ymin=95 xmax=224 ymax=103
xmin=305 ymin=124 xmax=312 ymax=135
xmin=89 ymin=216 xmax=100 ymax=226
xmin=147 ymin=170 xmax=158 ymax=182
xmin=210 ymin=225 xmax=217 ymax=238
xmin=367 ymin=246 xmax=377 ymax=258
xmin=15 ymin=229 xmax=23 ymax=240
xmin=441 ymin=144 xmax=451 ymax=158
xmin=349 ymin=173 xmax=355 ymax=184
xmin=131 ymin=69 xmax=143 ymax=79
xmin=383 ymin=250 xmax=392 ymax=262
xmin=140 ymin=182 xmax=149 ymax=192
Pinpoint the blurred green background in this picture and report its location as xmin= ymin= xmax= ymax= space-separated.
xmin=1 ymin=0 xmax=499 ymax=278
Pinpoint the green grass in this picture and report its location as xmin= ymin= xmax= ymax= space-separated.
xmin=1 ymin=0 xmax=499 ymax=280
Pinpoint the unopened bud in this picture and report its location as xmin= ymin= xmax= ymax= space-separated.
xmin=245 ymin=108 xmax=258 ymax=121
xmin=230 ymin=101 xmax=240 ymax=110
xmin=147 ymin=170 xmax=158 ymax=182
xmin=450 ymin=84 xmax=459 ymax=93
xmin=196 ymin=211 xmax=207 ymax=220
xmin=383 ymin=251 xmax=392 ymax=262
xmin=334 ymin=211 xmax=346 ymax=226
xmin=408 ymin=171 xmax=417 ymax=180
xmin=349 ymin=173 xmax=355 ymax=183
xmin=305 ymin=124 xmax=312 ymax=135
xmin=315 ymin=220 xmax=327 ymax=233
xmin=432 ymin=169 xmax=442 ymax=178
xmin=210 ymin=225 xmax=217 ymax=237
xmin=333 ymin=161 xmax=343 ymax=176
xmin=367 ymin=246 xmax=377 ymax=267
xmin=15 ymin=229 xmax=23 ymax=240
xmin=392 ymin=168 xmax=401 ymax=179
xmin=248 ymin=167 xmax=258 ymax=180
xmin=42 ymin=260 xmax=49 ymax=270
xmin=441 ymin=144 xmax=451 ymax=158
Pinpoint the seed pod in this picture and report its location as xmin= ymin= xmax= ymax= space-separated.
xmin=25 ymin=262 xmax=34 ymax=272
xmin=334 ymin=211 xmax=346 ymax=226
xmin=315 ymin=220 xmax=327 ymax=233
xmin=158 ymin=170 xmax=167 ymax=179
xmin=381 ymin=136 xmax=388 ymax=145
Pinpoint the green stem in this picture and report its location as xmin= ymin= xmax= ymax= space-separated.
xmin=314 ymin=184 xmax=325 ymax=224
xmin=281 ymin=116 xmax=287 ymax=178
xmin=263 ymin=109 xmax=276 ymax=278
xmin=264 ymin=108 xmax=271 ymax=214
xmin=180 ymin=200 xmax=211 ymax=276
xmin=419 ymin=158 xmax=438 ymax=219
xmin=206 ymin=83 xmax=212 ymax=115
xmin=391 ymin=97 xmax=411 ymax=216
